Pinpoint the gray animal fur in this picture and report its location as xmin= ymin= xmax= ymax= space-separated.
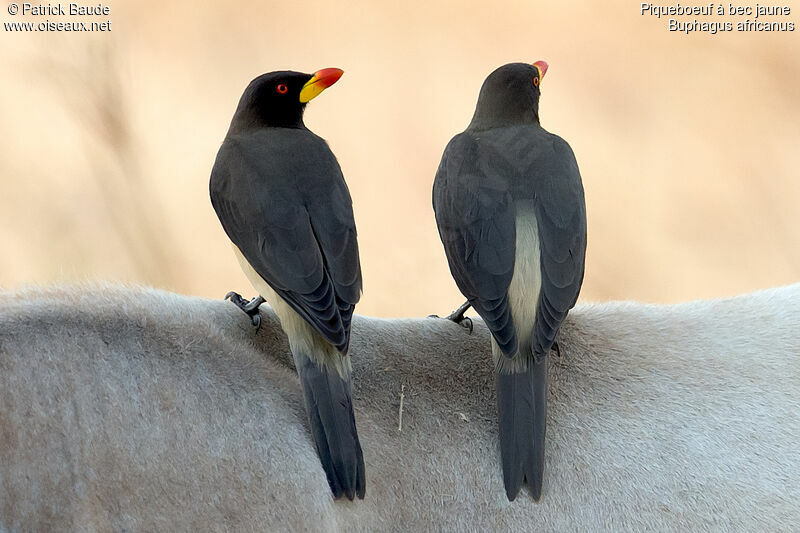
xmin=1 ymin=283 xmax=799 ymax=531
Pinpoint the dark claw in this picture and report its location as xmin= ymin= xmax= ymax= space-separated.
xmin=551 ymin=341 xmax=562 ymax=358
xmin=244 ymin=295 xmax=265 ymax=313
xmin=225 ymin=291 xmax=247 ymax=307
xmin=224 ymin=291 xmax=264 ymax=331
xmin=430 ymin=301 xmax=474 ymax=335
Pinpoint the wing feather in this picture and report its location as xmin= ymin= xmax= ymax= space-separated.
xmin=210 ymin=135 xmax=362 ymax=352
xmin=433 ymin=134 xmax=518 ymax=356
xmin=530 ymin=136 xmax=586 ymax=356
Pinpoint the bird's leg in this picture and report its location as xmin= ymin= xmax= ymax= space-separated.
xmin=428 ymin=300 xmax=473 ymax=334
xmin=224 ymin=292 xmax=265 ymax=330
xmin=445 ymin=300 xmax=472 ymax=323
xmin=243 ymin=295 xmax=265 ymax=313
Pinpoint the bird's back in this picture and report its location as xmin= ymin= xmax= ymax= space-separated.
xmin=213 ymin=128 xmax=346 ymax=201
xmin=468 ymin=125 xmax=582 ymax=203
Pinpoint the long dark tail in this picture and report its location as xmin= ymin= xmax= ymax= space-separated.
xmin=496 ymin=352 xmax=548 ymax=501
xmin=295 ymin=352 xmax=366 ymax=500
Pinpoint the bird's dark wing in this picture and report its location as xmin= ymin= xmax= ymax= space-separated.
xmin=210 ymin=137 xmax=361 ymax=352
xmin=433 ymin=133 xmax=518 ymax=355
xmin=530 ymin=136 xmax=586 ymax=356
xmin=305 ymin=176 xmax=362 ymax=345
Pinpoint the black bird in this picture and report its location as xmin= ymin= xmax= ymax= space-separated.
xmin=433 ymin=62 xmax=586 ymax=501
xmin=209 ymin=68 xmax=366 ymax=500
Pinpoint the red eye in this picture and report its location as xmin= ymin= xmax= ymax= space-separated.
xmin=533 ymin=77 xmax=539 ymax=87
xmin=276 ymin=84 xmax=288 ymax=94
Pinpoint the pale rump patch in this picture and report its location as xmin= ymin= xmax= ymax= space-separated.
xmin=493 ymin=205 xmax=542 ymax=374
xmin=232 ymin=245 xmax=351 ymax=376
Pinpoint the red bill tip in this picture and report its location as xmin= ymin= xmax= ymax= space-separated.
xmin=313 ymin=67 xmax=344 ymax=89
xmin=532 ymin=60 xmax=549 ymax=78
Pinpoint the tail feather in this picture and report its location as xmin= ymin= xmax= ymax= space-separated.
xmin=295 ymin=352 xmax=366 ymax=500
xmin=496 ymin=352 xmax=548 ymax=501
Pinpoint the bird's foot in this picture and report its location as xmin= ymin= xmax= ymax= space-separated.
xmin=428 ymin=301 xmax=473 ymax=334
xmin=224 ymin=292 xmax=265 ymax=331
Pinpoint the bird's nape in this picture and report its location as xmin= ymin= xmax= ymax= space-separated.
xmin=469 ymin=62 xmax=544 ymax=130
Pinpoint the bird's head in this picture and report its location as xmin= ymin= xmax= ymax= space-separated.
xmin=227 ymin=68 xmax=344 ymax=133
xmin=469 ymin=61 xmax=548 ymax=130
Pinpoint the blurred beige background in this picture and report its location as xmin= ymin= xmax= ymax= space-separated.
xmin=1 ymin=1 xmax=798 ymax=317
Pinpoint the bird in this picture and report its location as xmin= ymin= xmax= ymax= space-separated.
xmin=432 ymin=61 xmax=586 ymax=501
xmin=209 ymin=68 xmax=366 ymax=500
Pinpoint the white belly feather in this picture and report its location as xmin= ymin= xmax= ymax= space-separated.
xmin=492 ymin=205 xmax=541 ymax=373
xmin=232 ymin=246 xmax=349 ymax=375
